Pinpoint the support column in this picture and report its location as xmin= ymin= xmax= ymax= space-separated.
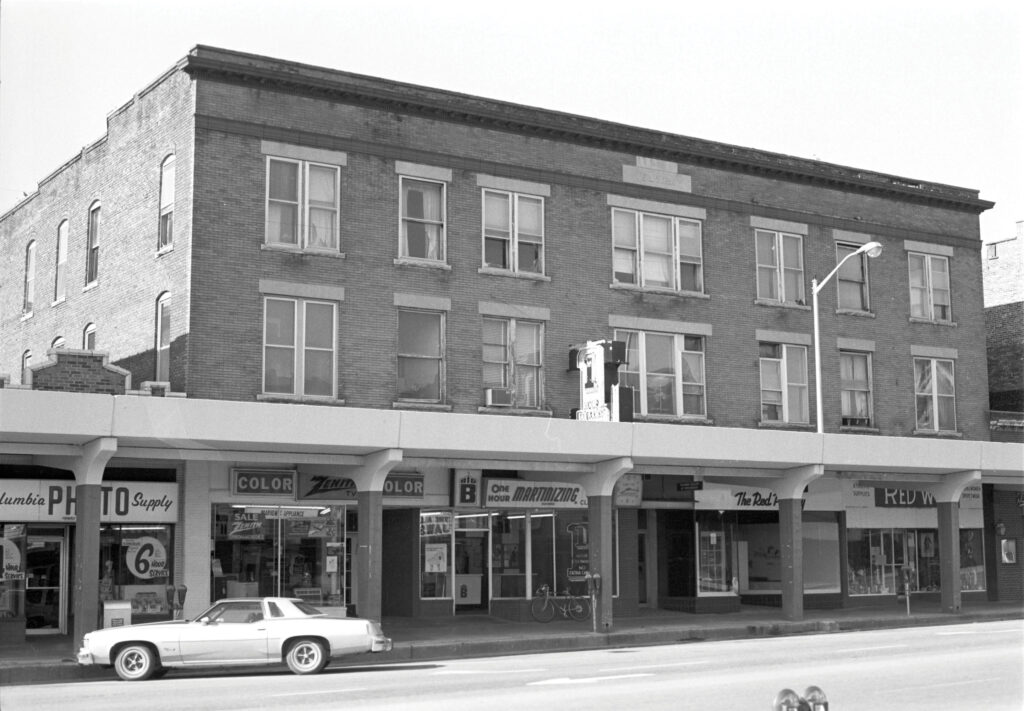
xmin=587 ymin=494 xmax=613 ymax=633
xmin=937 ymin=501 xmax=961 ymax=613
xmin=349 ymin=449 xmax=401 ymax=622
xmin=778 ymin=497 xmax=803 ymax=621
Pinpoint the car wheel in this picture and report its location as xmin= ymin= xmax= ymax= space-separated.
xmin=114 ymin=644 xmax=158 ymax=681
xmin=285 ymin=638 xmax=328 ymax=675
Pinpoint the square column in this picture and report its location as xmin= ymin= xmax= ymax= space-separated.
xmin=937 ymin=501 xmax=962 ymax=613
xmin=587 ymin=494 xmax=613 ymax=632
xmin=73 ymin=484 xmax=102 ymax=649
xmin=356 ymin=489 xmax=383 ymax=621
xmin=778 ymin=497 xmax=804 ymax=621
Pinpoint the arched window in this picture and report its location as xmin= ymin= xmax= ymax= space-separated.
xmin=155 ymin=292 xmax=171 ymax=381
xmin=54 ymin=220 xmax=69 ymax=302
xmin=21 ymin=350 xmax=31 ymax=384
xmin=83 ymin=323 xmax=96 ymax=350
xmin=158 ymin=155 xmax=175 ymax=250
xmin=23 ymin=240 xmax=36 ymax=314
xmin=86 ymin=201 xmax=101 ymax=285
xmin=51 ymin=336 xmax=66 ymax=349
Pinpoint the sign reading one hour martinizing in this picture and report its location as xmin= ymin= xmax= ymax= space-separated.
xmin=484 ymin=479 xmax=588 ymax=509
xmin=0 ymin=480 xmax=178 ymax=522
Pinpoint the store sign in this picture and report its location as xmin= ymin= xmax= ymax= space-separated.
xmin=846 ymin=483 xmax=983 ymax=509
xmin=0 ymin=480 xmax=178 ymax=522
xmin=125 ymin=536 xmax=169 ymax=579
xmin=1 ymin=537 xmax=24 ymax=581
xmin=484 ymin=479 xmax=587 ymax=509
xmin=453 ymin=471 xmax=482 ymax=508
xmin=383 ymin=474 xmax=424 ymax=498
xmin=575 ymin=341 xmax=609 ymax=422
xmin=295 ymin=472 xmax=424 ymax=500
xmin=232 ymin=469 xmax=295 ymax=497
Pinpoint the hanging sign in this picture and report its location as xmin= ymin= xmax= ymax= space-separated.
xmin=1 ymin=538 xmax=24 ymax=581
xmin=575 ymin=341 xmax=609 ymax=422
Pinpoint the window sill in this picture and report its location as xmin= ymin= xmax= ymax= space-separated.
xmin=909 ymin=317 xmax=957 ymax=328
xmin=392 ymin=401 xmax=453 ymax=412
xmin=51 ymin=297 xmax=67 ymax=308
xmin=19 ymin=311 xmax=33 ymax=321
xmin=757 ymin=421 xmax=814 ymax=431
xmin=754 ymin=298 xmax=810 ymax=311
xmin=394 ymin=257 xmax=451 ymax=271
xmin=261 ymin=244 xmax=346 ymax=259
xmin=83 ymin=281 xmax=98 ymax=293
xmin=912 ymin=429 xmax=963 ymax=439
xmin=478 ymin=267 xmax=551 ymax=282
xmin=476 ymin=406 xmax=553 ymax=417
xmin=156 ymin=245 xmax=174 ymax=258
xmin=634 ymin=415 xmax=715 ymax=426
xmin=839 ymin=425 xmax=880 ymax=434
xmin=609 ymin=283 xmax=709 ymax=299
xmin=836 ymin=309 xmax=875 ymax=318
xmin=257 ymin=393 xmax=346 ymax=406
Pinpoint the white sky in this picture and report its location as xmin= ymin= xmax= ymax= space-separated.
xmin=1 ymin=0 xmax=1021 ymax=241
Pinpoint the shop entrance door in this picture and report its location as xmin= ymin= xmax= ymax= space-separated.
xmin=454 ymin=528 xmax=488 ymax=612
xmin=25 ymin=529 xmax=68 ymax=635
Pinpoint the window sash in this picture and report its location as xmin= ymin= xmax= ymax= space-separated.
xmin=398 ymin=310 xmax=444 ymax=401
xmin=54 ymin=221 xmax=68 ymax=301
xmin=83 ymin=324 xmax=96 ymax=350
xmin=836 ymin=244 xmax=869 ymax=311
xmin=402 ymin=178 xmax=445 ymax=261
xmin=914 ymin=358 xmax=956 ymax=431
xmin=612 ymin=209 xmax=704 ymax=292
xmin=263 ymin=297 xmax=336 ymax=397
xmin=266 ymin=159 xmax=340 ymax=250
xmin=156 ymin=295 xmax=171 ymax=382
xmin=760 ymin=343 xmax=808 ymax=423
xmin=159 ymin=157 xmax=175 ymax=249
xmin=756 ymin=230 xmax=804 ymax=303
xmin=482 ymin=191 xmax=545 ymax=273
xmin=86 ymin=206 xmax=100 ymax=284
xmin=483 ymin=317 xmax=543 ymax=407
xmin=614 ymin=329 xmax=706 ymax=417
xmin=909 ymin=253 xmax=952 ymax=321
xmin=23 ymin=241 xmax=35 ymax=313
xmin=840 ymin=352 xmax=872 ymax=425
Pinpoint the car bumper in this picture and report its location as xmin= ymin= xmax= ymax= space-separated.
xmin=77 ymin=648 xmax=95 ymax=666
xmin=371 ymin=637 xmax=392 ymax=653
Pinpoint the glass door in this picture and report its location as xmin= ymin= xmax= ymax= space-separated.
xmin=25 ymin=530 xmax=67 ymax=635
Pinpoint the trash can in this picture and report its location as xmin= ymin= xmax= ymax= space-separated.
xmin=102 ymin=600 xmax=132 ymax=628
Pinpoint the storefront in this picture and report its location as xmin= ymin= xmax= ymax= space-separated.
xmin=0 ymin=470 xmax=178 ymax=644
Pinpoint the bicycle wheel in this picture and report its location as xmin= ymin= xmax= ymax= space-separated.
xmin=568 ymin=595 xmax=591 ymax=621
xmin=530 ymin=595 xmax=556 ymax=623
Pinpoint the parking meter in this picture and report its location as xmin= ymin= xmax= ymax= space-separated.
xmin=772 ymin=688 xmax=807 ymax=711
xmin=803 ymin=686 xmax=828 ymax=711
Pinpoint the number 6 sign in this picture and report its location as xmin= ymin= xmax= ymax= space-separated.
xmin=125 ymin=536 xmax=168 ymax=579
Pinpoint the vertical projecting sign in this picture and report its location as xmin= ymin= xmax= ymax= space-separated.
xmin=575 ymin=340 xmax=610 ymax=421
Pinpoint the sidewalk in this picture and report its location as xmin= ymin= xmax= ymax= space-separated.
xmin=2 ymin=600 xmax=1020 ymax=686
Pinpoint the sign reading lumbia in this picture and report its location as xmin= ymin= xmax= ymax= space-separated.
xmin=0 ymin=480 xmax=178 ymax=522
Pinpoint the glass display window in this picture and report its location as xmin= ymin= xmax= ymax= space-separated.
xmin=99 ymin=524 xmax=174 ymax=619
xmin=1 ymin=524 xmax=28 ymax=620
xmin=847 ymin=527 xmax=985 ymax=596
xmin=420 ymin=511 xmax=453 ymax=599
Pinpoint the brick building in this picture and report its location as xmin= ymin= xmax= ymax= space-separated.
xmin=1 ymin=47 xmax=1021 ymax=650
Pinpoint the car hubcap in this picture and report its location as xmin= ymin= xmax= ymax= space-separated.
xmin=125 ymin=653 xmax=143 ymax=672
xmin=297 ymin=645 xmax=317 ymax=667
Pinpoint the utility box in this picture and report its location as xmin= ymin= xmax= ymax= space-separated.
xmin=102 ymin=600 xmax=132 ymax=628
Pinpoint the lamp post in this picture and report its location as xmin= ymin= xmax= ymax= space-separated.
xmin=811 ymin=241 xmax=882 ymax=433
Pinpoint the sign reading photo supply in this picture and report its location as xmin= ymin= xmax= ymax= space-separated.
xmin=0 ymin=480 xmax=178 ymax=522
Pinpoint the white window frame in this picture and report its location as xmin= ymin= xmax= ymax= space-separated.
xmin=612 ymin=208 xmax=704 ymax=293
xmin=51 ymin=336 xmax=66 ymax=349
xmin=400 ymin=176 xmax=447 ymax=263
xmin=614 ymin=329 xmax=706 ymax=418
xmin=908 ymin=252 xmax=952 ymax=322
xmin=83 ymin=323 xmax=96 ymax=350
xmin=836 ymin=242 xmax=871 ymax=312
xmin=914 ymin=357 xmax=957 ymax=432
xmin=85 ymin=202 xmax=100 ymax=286
xmin=21 ymin=350 xmax=31 ymax=384
xmin=158 ymin=155 xmax=175 ymax=251
xmin=756 ymin=229 xmax=805 ymax=304
xmin=265 ymin=157 xmax=341 ymax=252
xmin=759 ymin=342 xmax=809 ymax=424
xmin=155 ymin=292 xmax=171 ymax=382
xmin=262 ymin=296 xmax=337 ymax=398
xmin=840 ymin=351 xmax=873 ymax=427
xmin=23 ymin=240 xmax=36 ymax=315
xmin=482 ymin=317 xmax=543 ymax=408
xmin=397 ymin=309 xmax=446 ymax=403
xmin=54 ymin=220 xmax=68 ymax=303
xmin=481 ymin=189 xmax=545 ymax=274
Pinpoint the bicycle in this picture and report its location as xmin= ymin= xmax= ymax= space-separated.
xmin=530 ymin=584 xmax=591 ymax=622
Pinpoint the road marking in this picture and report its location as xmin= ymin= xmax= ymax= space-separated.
xmin=600 ymin=661 xmax=709 ymax=672
xmin=434 ymin=668 xmax=547 ymax=675
xmin=935 ymin=628 xmax=1022 ymax=636
xmin=270 ymin=688 xmax=368 ymax=697
xmin=528 ymin=673 xmax=653 ymax=685
xmin=896 ymin=677 xmax=1003 ymax=691
xmin=836 ymin=644 xmax=908 ymax=653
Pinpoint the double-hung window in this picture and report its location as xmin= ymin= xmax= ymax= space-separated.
xmin=615 ymin=330 xmax=706 ymax=417
xmin=612 ymin=208 xmax=704 ymax=292
xmin=266 ymin=158 xmax=340 ymax=251
xmin=482 ymin=317 xmax=542 ymax=408
xmin=914 ymin=357 xmax=956 ymax=431
xmin=756 ymin=229 xmax=804 ymax=304
xmin=54 ymin=221 xmax=68 ymax=303
xmin=836 ymin=243 xmax=871 ymax=311
xmin=155 ymin=292 xmax=171 ymax=382
xmin=23 ymin=240 xmax=36 ymax=315
xmin=483 ymin=189 xmax=544 ymax=274
xmin=759 ymin=343 xmax=808 ymax=423
xmin=83 ymin=323 xmax=96 ymax=350
xmin=908 ymin=253 xmax=951 ymax=322
xmin=401 ymin=177 xmax=445 ymax=262
xmin=398 ymin=310 xmax=445 ymax=402
xmin=85 ymin=202 xmax=100 ymax=285
xmin=263 ymin=297 xmax=337 ymax=398
xmin=158 ymin=155 xmax=175 ymax=250
xmin=840 ymin=351 xmax=873 ymax=427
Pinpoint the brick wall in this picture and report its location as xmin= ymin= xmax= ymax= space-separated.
xmin=992 ymin=489 xmax=1024 ymax=602
xmin=986 ymin=302 xmax=1024 ymax=411
xmin=29 ymin=349 xmax=129 ymax=394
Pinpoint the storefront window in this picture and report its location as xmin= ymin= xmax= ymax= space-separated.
xmin=211 ymin=504 xmax=349 ymax=607
xmin=493 ymin=512 xmax=528 ymax=598
xmin=0 ymin=524 xmax=27 ymax=621
xmin=736 ymin=512 xmax=839 ymax=595
xmin=847 ymin=528 xmax=985 ymax=596
xmin=420 ymin=511 xmax=453 ymax=599
xmin=697 ymin=511 xmax=733 ymax=593
xmin=99 ymin=525 xmax=174 ymax=619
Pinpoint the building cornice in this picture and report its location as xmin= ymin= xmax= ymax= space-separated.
xmin=184 ymin=45 xmax=993 ymax=214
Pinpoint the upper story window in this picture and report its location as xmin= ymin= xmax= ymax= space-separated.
xmin=400 ymin=177 xmax=446 ymax=262
xmin=83 ymin=323 xmax=96 ymax=350
xmin=482 ymin=317 xmax=542 ymax=408
xmin=54 ymin=220 xmax=68 ymax=303
xmin=158 ymin=155 xmax=175 ymax=251
xmin=21 ymin=350 xmax=31 ymax=384
xmin=615 ymin=330 xmax=706 ymax=418
xmin=266 ymin=158 xmax=340 ymax=251
xmin=263 ymin=296 xmax=336 ymax=398
xmin=85 ymin=202 xmax=101 ymax=285
xmin=759 ymin=342 xmax=808 ymax=424
xmin=914 ymin=357 xmax=956 ymax=432
xmin=613 ymin=208 xmax=703 ymax=292
xmin=840 ymin=351 xmax=873 ymax=427
xmin=908 ymin=252 xmax=951 ymax=322
xmin=398 ymin=309 xmax=445 ymax=402
xmin=23 ymin=240 xmax=36 ymax=315
xmin=155 ymin=292 xmax=171 ymax=382
xmin=756 ymin=229 xmax=804 ymax=304
xmin=51 ymin=336 xmax=66 ymax=349
xmin=482 ymin=189 xmax=544 ymax=274
xmin=836 ymin=243 xmax=872 ymax=312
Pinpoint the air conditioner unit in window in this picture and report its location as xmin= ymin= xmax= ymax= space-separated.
xmin=485 ymin=388 xmax=513 ymax=407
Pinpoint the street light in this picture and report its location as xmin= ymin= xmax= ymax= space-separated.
xmin=811 ymin=241 xmax=882 ymax=433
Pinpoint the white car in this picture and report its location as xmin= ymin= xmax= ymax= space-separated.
xmin=77 ymin=597 xmax=392 ymax=681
